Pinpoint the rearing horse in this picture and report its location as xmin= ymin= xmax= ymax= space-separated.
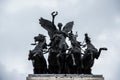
xmin=66 ymin=31 xmax=82 ymax=74
xmin=28 ymin=34 xmax=47 ymax=74
xmin=82 ymin=33 xmax=107 ymax=74
xmin=48 ymin=33 xmax=68 ymax=74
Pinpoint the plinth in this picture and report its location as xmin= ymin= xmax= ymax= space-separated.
xmin=26 ymin=74 xmax=104 ymax=80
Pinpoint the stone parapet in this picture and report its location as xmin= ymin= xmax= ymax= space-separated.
xmin=27 ymin=74 xmax=104 ymax=80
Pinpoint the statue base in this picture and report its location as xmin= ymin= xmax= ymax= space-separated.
xmin=26 ymin=74 xmax=104 ymax=80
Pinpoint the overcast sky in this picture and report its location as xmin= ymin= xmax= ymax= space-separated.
xmin=0 ymin=0 xmax=120 ymax=80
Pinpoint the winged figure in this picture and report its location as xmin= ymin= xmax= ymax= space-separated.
xmin=39 ymin=12 xmax=74 ymax=73
xmin=39 ymin=11 xmax=74 ymax=40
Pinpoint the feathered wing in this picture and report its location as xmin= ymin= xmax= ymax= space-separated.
xmin=62 ymin=21 xmax=74 ymax=33
xmin=39 ymin=17 xmax=57 ymax=39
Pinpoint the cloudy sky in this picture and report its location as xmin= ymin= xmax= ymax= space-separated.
xmin=0 ymin=0 xmax=120 ymax=80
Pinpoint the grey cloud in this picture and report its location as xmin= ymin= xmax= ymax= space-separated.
xmin=0 ymin=62 xmax=25 ymax=80
xmin=0 ymin=0 xmax=120 ymax=80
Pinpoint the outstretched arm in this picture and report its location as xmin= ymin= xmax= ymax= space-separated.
xmin=51 ymin=11 xmax=58 ymax=25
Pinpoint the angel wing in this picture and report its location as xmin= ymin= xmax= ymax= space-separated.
xmin=39 ymin=17 xmax=57 ymax=39
xmin=62 ymin=21 xmax=74 ymax=33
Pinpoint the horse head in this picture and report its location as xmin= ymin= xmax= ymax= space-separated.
xmin=34 ymin=34 xmax=46 ymax=43
xmin=53 ymin=34 xmax=61 ymax=44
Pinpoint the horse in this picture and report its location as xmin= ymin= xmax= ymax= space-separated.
xmin=66 ymin=41 xmax=82 ymax=74
xmin=82 ymin=47 xmax=107 ymax=74
xmin=48 ymin=34 xmax=61 ymax=74
xmin=81 ymin=33 xmax=108 ymax=74
xmin=48 ymin=33 xmax=68 ymax=74
xmin=28 ymin=34 xmax=47 ymax=74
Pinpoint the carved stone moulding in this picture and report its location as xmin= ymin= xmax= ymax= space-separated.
xmin=27 ymin=74 xmax=104 ymax=80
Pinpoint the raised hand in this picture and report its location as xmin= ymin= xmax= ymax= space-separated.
xmin=51 ymin=11 xmax=58 ymax=17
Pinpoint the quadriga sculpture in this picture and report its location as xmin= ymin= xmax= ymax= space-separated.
xmin=28 ymin=11 xmax=108 ymax=74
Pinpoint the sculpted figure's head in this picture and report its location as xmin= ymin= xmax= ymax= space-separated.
xmin=58 ymin=23 xmax=63 ymax=31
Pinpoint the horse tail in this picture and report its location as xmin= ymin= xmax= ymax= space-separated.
xmin=96 ymin=47 xmax=107 ymax=59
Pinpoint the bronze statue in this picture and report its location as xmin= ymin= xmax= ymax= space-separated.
xmin=28 ymin=12 xmax=107 ymax=74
